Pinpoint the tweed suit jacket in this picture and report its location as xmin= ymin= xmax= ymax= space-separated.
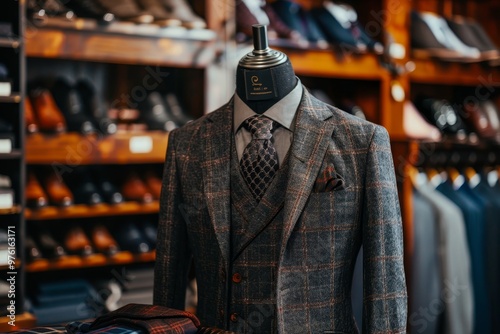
xmin=154 ymin=88 xmax=407 ymax=333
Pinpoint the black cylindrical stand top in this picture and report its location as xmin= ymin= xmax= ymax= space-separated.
xmin=252 ymin=25 xmax=268 ymax=51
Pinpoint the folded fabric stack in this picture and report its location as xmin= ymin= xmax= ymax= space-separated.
xmin=29 ymin=279 xmax=100 ymax=325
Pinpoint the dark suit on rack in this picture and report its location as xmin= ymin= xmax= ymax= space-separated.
xmin=154 ymin=88 xmax=407 ymax=333
xmin=437 ymin=181 xmax=490 ymax=334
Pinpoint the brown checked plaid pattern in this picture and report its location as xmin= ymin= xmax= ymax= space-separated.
xmin=154 ymin=88 xmax=407 ymax=333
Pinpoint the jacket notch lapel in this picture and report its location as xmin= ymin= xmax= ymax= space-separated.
xmin=280 ymin=90 xmax=335 ymax=258
xmin=201 ymin=101 xmax=233 ymax=268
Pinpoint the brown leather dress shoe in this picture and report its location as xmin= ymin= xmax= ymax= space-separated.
xmin=30 ymin=88 xmax=66 ymax=133
xmin=64 ymin=226 xmax=94 ymax=256
xmin=25 ymin=98 xmax=39 ymax=133
xmin=26 ymin=171 xmax=48 ymax=208
xmin=91 ymin=225 xmax=119 ymax=255
xmin=42 ymin=170 xmax=74 ymax=207
xmin=121 ymin=171 xmax=153 ymax=203
xmin=143 ymin=170 xmax=162 ymax=200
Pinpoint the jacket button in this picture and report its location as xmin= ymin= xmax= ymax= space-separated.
xmin=232 ymin=273 xmax=242 ymax=283
xmin=230 ymin=313 xmax=238 ymax=322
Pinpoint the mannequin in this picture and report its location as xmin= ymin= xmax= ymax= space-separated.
xmin=154 ymin=23 xmax=407 ymax=334
xmin=235 ymin=25 xmax=297 ymax=114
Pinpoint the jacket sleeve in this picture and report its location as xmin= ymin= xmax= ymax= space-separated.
xmin=153 ymin=129 xmax=192 ymax=309
xmin=362 ymin=126 xmax=407 ymax=333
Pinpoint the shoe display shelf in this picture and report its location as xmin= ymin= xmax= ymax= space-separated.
xmin=18 ymin=0 xmax=234 ymax=327
xmin=0 ymin=0 xmax=31 ymax=328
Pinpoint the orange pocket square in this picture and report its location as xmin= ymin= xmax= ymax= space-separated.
xmin=313 ymin=166 xmax=345 ymax=192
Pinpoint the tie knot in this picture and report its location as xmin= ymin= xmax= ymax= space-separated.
xmin=243 ymin=116 xmax=275 ymax=140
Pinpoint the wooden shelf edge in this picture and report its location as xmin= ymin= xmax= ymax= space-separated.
xmin=0 ymin=94 xmax=21 ymax=103
xmin=26 ymin=201 xmax=159 ymax=220
xmin=0 ymin=37 xmax=21 ymax=49
xmin=26 ymin=26 xmax=217 ymax=68
xmin=26 ymin=131 xmax=169 ymax=165
xmin=0 ymin=150 xmax=22 ymax=160
xmin=409 ymin=57 xmax=500 ymax=86
xmin=273 ymin=47 xmax=388 ymax=80
xmin=0 ymin=205 xmax=22 ymax=216
xmin=26 ymin=250 xmax=156 ymax=273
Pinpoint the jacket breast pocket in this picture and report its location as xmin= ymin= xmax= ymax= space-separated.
xmin=300 ymin=187 xmax=359 ymax=229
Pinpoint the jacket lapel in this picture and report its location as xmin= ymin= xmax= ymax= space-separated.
xmin=281 ymin=89 xmax=335 ymax=258
xmin=201 ymin=99 xmax=233 ymax=268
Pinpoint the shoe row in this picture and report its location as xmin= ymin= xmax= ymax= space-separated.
xmin=26 ymin=221 xmax=157 ymax=263
xmin=237 ymin=0 xmax=383 ymax=54
xmin=26 ymin=78 xmax=191 ymax=134
xmin=26 ymin=166 xmax=162 ymax=208
xmin=404 ymin=95 xmax=500 ymax=143
xmin=28 ymin=0 xmax=206 ymax=29
xmin=27 ymin=78 xmax=116 ymax=135
xmin=0 ymin=115 xmax=16 ymax=153
xmin=411 ymin=10 xmax=500 ymax=64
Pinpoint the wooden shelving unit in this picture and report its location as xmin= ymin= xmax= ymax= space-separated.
xmin=26 ymin=201 xmax=160 ymax=220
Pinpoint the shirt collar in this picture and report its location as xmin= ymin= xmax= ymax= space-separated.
xmin=233 ymin=78 xmax=303 ymax=133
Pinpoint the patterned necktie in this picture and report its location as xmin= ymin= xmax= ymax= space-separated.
xmin=240 ymin=115 xmax=279 ymax=201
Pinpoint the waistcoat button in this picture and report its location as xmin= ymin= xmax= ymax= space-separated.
xmin=232 ymin=273 xmax=242 ymax=283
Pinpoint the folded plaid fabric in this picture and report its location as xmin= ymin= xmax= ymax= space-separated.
xmin=11 ymin=327 xmax=66 ymax=334
xmin=69 ymin=304 xmax=199 ymax=334
xmin=66 ymin=321 xmax=143 ymax=334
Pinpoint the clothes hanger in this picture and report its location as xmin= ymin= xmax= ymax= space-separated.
xmin=464 ymin=166 xmax=480 ymax=189
xmin=447 ymin=167 xmax=465 ymax=190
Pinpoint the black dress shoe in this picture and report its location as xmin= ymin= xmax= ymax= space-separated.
xmin=34 ymin=0 xmax=75 ymax=20
xmin=76 ymin=79 xmax=117 ymax=135
xmin=64 ymin=167 xmax=103 ymax=205
xmin=310 ymin=5 xmax=364 ymax=53
xmin=141 ymin=221 xmax=157 ymax=246
xmin=91 ymin=166 xmax=123 ymax=204
xmin=38 ymin=231 xmax=67 ymax=259
xmin=140 ymin=91 xmax=178 ymax=131
xmin=113 ymin=222 xmax=151 ymax=254
xmin=164 ymin=93 xmax=192 ymax=126
xmin=414 ymin=96 xmax=466 ymax=135
xmin=26 ymin=236 xmax=44 ymax=262
xmin=94 ymin=0 xmax=154 ymax=23
xmin=51 ymin=78 xmax=97 ymax=135
xmin=65 ymin=0 xmax=115 ymax=23
xmin=446 ymin=17 xmax=499 ymax=61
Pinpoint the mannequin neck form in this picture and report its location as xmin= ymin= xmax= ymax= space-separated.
xmin=236 ymin=60 xmax=297 ymax=114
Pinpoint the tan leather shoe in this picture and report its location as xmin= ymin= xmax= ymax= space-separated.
xmin=42 ymin=169 xmax=74 ymax=207
xmin=30 ymin=88 xmax=66 ymax=133
xmin=91 ymin=225 xmax=119 ymax=255
xmin=121 ymin=171 xmax=153 ymax=203
xmin=64 ymin=226 xmax=94 ymax=256
xmin=143 ymin=170 xmax=162 ymax=200
xmin=25 ymin=98 xmax=39 ymax=133
xmin=26 ymin=171 xmax=48 ymax=208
